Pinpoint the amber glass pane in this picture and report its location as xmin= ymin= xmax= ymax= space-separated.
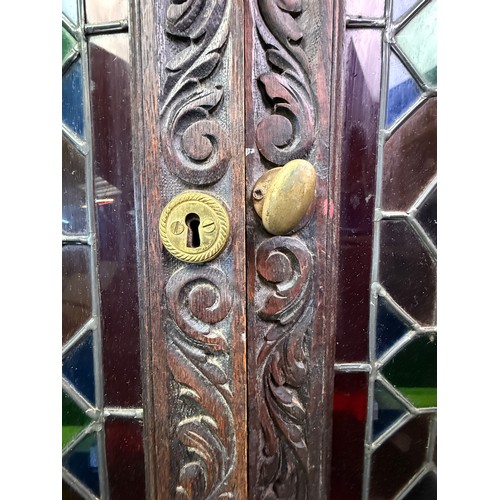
xmin=330 ymin=371 xmax=368 ymax=500
xmin=370 ymin=414 xmax=433 ymax=498
xmin=379 ymin=220 xmax=436 ymax=326
xmin=105 ymin=418 xmax=146 ymax=499
xmin=62 ymin=136 xmax=87 ymax=235
xmin=382 ymin=335 xmax=437 ymax=408
xmin=337 ymin=29 xmax=382 ymax=363
xmin=89 ymin=35 xmax=141 ymax=406
xmin=396 ymin=0 xmax=437 ymax=87
xmin=382 ymin=98 xmax=437 ymax=211
xmin=85 ymin=0 xmax=128 ymax=23
xmin=62 ymin=246 xmax=92 ymax=345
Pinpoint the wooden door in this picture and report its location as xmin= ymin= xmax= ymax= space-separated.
xmin=129 ymin=0 xmax=344 ymax=498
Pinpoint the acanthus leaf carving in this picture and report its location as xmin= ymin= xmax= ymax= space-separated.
xmin=255 ymin=0 xmax=315 ymax=166
xmin=167 ymin=267 xmax=235 ymax=499
xmin=255 ymin=237 xmax=313 ymax=499
xmin=161 ymin=0 xmax=230 ymax=185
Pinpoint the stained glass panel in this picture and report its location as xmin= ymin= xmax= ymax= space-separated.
xmin=63 ymin=433 xmax=100 ymax=496
xmin=62 ymin=27 xmax=78 ymax=66
xmin=382 ymin=334 xmax=437 ymax=408
xmin=404 ymin=472 xmax=437 ymax=499
xmin=379 ymin=220 xmax=436 ymax=326
xmin=62 ymin=58 xmax=84 ymax=138
xmin=382 ymin=98 xmax=437 ymax=211
xmin=62 ymin=332 xmax=96 ymax=405
xmin=392 ymin=0 xmax=418 ymax=20
xmin=62 ymin=391 xmax=92 ymax=449
xmin=386 ymin=52 xmax=421 ymax=127
xmin=62 ymin=480 xmax=85 ymax=499
xmin=370 ymin=414 xmax=432 ymax=498
xmin=345 ymin=0 xmax=384 ymax=17
xmin=85 ymin=0 xmax=128 ymax=24
xmin=62 ymin=245 xmax=92 ymax=345
xmin=63 ymin=0 xmax=79 ymax=24
xmin=396 ymin=0 xmax=437 ymax=87
xmin=62 ymin=136 xmax=87 ymax=235
xmin=372 ymin=381 xmax=408 ymax=439
xmin=376 ymin=296 xmax=412 ymax=357
xmin=415 ymin=184 xmax=437 ymax=246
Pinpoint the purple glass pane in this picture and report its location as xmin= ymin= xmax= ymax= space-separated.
xmin=379 ymin=220 xmax=436 ymax=325
xmin=85 ymin=0 xmax=128 ymax=23
xmin=62 ymin=246 xmax=92 ymax=345
xmin=336 ymin=29 xmax=382 ymax=363
xmin=89 ymin=35 xmax=141 ymax=407
xmin=416 ymin=184 xmax=437 ymax=246
xmin=330 ymin=371 xmax=368 ymax=500
xmin=386 ymin=52 xmax=421 ymax=127
xmin=370 ymin=414 xmax=433 ymax=498
xmin=346 ymin=0 xmax=384 ymax=18
xmin=382 ymin=98 xmax=437 ymax=211
xmin=105 ymin=418 xmax=146 ymax=499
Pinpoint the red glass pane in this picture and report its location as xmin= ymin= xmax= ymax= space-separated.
xmin=336 ymin=29 xmax=382 ymax=363
xmin=381 ymin=98 xmax=437 ymax=211
xmin=379 ymin=220 xmax=436 ymax=325
xmin=330 ymin=371 xmax=368 ymax=499
xmin=370 ymin=414 xmax=433 ymax=498
xmin=89 ymin=35 xmax=141 ymax=407
xmin=105 ymin=418 xmax=146 ymax=500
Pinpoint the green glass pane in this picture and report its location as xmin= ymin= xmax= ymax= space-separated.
xmin=396 ymin=0 xmax=437 ymax=87
xmin=62 ymin=27 xmax=78 ymax=66
xmin=382 ymin=335 xmax=437 ymax=408
xmin=62 ymin=391 xmax=92 ymax=449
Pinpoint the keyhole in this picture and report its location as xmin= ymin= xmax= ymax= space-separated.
xmin=185 ymin=213 xmax=201 ymax=248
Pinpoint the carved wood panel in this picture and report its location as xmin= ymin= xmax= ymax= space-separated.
xmin=130 ymin=0 xmax=344 ymax=497
xmin=245 ymin=0 xmax=343 ymax=498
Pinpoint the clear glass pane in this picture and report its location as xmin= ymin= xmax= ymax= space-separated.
xmin=85 ymin=0 xmax=128 ymax=24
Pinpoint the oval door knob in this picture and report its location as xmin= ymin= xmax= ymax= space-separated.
xmin=252 ymin=159 xmax=317 ymax=235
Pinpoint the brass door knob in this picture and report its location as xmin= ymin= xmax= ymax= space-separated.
xmin=252 ymin=159 xmax=317 ymax=235
xmin=159 ymin=192 xmax=230 ymax=263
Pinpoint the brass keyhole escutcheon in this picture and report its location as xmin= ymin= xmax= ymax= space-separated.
xmin=159 ymin=192 xmax=230 ymax=263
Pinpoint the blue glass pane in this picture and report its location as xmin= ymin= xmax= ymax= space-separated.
xmin=392 ymin=0 xmax=418 ymax=21
xmin=63 ymin=433 xmax=100 ymax=496
xmin=386 ymin=53 xmax=421 ymax=127
xmin=63 ymin=0 xmax=79 ymax=24
xmin=63 ymin=332 xmax=95 ymax=405
xmin=63 ymin=58 xmax=84 ymax=138
xmin=372 ymin=381 xmax=408 ymax=440
xmin=376 ymin=296 xmax=411 ymax=357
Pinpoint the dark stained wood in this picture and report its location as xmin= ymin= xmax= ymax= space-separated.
xmin=130 ymin=0 xmax=247 ymax=498
xmin=244 ymin=0 xmax=345 ymax=498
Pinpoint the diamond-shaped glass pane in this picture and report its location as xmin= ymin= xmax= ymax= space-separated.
xmin=404 ymin=472 xmax=437 ymax=499
xmin=382 ymin=334 xmax=437 ymax=408
xmin=63 ymin=433 xmax=100 ymax=496
xmin=63 ymin=332 xmax=96 ymax=405
xmin=396 ymin=0 xmax=437 ymax=87
xmin=62 ymin=391 xmax=92 ymax=449
xmin=373 ymin=381 xmax=408 ymax=440
xmin=386 ymin=52 xmax=421 ymax=127
xmin=62 ymin=27 xmax=78 ymax=66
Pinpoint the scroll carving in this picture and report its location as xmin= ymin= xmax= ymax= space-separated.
xmin=255 ymin=237 xmax=314 ymax=499
xmin=255 ymin=0 xmax=315 ymax=165
xmin=160 ymin=0 xmax=230 ymax=185
xmin=166 ymin=267 xmax=235 ymax=499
